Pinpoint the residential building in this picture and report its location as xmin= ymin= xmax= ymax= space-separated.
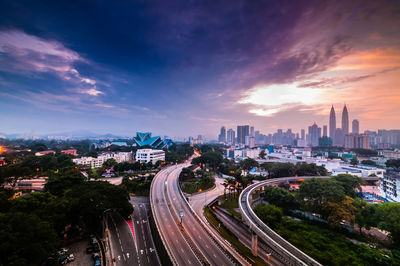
xmin=379 ymin=172 xmax=400 ymax=202
xmin=309 ymin=123 xmax=321 ymax=147
xmin=379 ymin=149 xmax=400 ymax=160
xmin=218 ymin=126 xmax=226 ymax=142
xmin=344 ymin=134 xmax=371 ymax=149
xmin=227 ymin=129 xmax=235 ymax=144
xmin=352 ymin=119 xmax=359 ymax=134
xmin=135 ymin=149 xmax=165 ymax=164
xmin=73 ymin=151 xmax=133 ymax=168
xmin=323 ymin=125 xmax=328 ymax=137
xmin=237 ymin=125 xmax=249 ymax=144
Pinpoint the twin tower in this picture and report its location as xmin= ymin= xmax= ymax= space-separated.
xmin=329 ymin=105 xmax=353 ymax=145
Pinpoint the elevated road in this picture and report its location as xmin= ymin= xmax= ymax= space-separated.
xmin=239 ymin=176 xmax=327 ymax=266
xmin=151 ymin=164 xmax=238 ymax=265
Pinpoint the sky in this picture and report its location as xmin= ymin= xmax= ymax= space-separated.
xmin=0 ymin=0 xmax=399 ymax=139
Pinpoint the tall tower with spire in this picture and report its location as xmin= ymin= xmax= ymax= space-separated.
xmin=329 ymin=105 xmax=336 ymax=140
xmin=342 ymin=104 xmax=349 ymax=135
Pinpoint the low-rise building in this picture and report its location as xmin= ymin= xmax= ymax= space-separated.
xmin=332 ymin=165 xmax=385 ymax=178
xmin=35 ymin=150 xmax=56 ymax=156
xmin=135 ymin=149 xmax=165 ymax=164
xmin=4 ymin=177 xmax=48 ymax=191
xmin=73 ymin=151 xmax=133 ymax=168
xmin=61 ymin=149 xmax=77 ymax=156
xmin=379 ymin=172 xmax=400 ymax=202
xmin=379 ymin=149 xmax=400 ymax=160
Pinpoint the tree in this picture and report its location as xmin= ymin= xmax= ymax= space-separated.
xmin=353 ymin=198 xmax=377 ymax=234
xmin=192 ymin=151 xmax=223 ymax=168
xmin=263 ymin=186 xmax=299 ymax=212
xmin=375 ymin=203 xmax=400 ymax=245
xmin=298 ymin=178 xmax=345 ymax=217
xmin=322 ymin=196 xmax=356 ymax=228
xmin=332 ymin=174 xmax=363 ymax=198
xmin=350 ymin=157 xmax=359 ymax=165
xmin=361 ymin=160 xmax=377 ymax=166
xmin=254 ymin=204 xmax=283 ymax=229
xmin=259 ymin=149 xmax=266 ymax=159
xmin=239 ymin=158 xmax=259 ymax=171
xmin=179 ymin=167 xmax=195 ymax=181
xmin=386 ymin=159 xmax=400 ymax=169
xmin=0 ymin=212 xmax=58 ymax=266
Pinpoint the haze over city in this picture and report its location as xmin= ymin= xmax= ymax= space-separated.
xmin=1 ymin=1 xmax=399 ymax=139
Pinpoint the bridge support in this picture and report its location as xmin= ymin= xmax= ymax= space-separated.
xmin=251 ymin=231 xmax=258 ymax=257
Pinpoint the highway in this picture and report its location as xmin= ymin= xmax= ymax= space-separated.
xmin=150 ymin=166 xmax=202 ymax=265
xmin=151 ymin=164 xmax=237 ymax=265
xmin=239 ymin=176 xmax=327 ymax=266
xmin=107 ymin=211 xmax=137 ymax=266
xmin=129 ymin=196 xmax=161 ymax=266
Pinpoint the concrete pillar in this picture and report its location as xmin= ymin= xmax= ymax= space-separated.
xmin=252 ymin=232 xmax=258 ymax=257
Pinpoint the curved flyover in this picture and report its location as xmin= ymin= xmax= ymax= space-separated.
xmin=239 ymin=176 xmax=328 ymax=266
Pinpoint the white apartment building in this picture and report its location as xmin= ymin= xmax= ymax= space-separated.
xmin=73 ymin=152 xmax=133 ymax=168
xmin=379 ymin=173 xmax=400 ymax=202
xmin=135 ymin=149 xmax=165 ymax=164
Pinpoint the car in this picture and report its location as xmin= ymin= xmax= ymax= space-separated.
xmin=59 ymin=255 xmax=68 ymax=265
xmin=86 ymin=247 xmax=94 ymax=254
xmin=94 ymin=259 xmax=101 ymax=266
xmin=90 ymin=237 xmax=98 ymax=245
xmin=92 ymin=253 xmax=100 ymax=260
xmin=67 ymin=254 xmax=75 ymax=262
xmin=93 ymin=245 xmax=100 ymax=252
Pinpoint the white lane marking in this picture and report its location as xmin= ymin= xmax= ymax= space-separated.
xmin=121 ymin=245 xmax=124 ymax=252
xmin=213 ymin=253 xmax=217 ymax=258
xmin=205 ymin=244 xmax=209 ymax=248
xmin=123 ymin=253 xmax=126 ymax=261
xmin=188 ymin=259 xmax=192 ymax=264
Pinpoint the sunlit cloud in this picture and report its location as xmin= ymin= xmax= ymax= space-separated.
xmin=75 ymin=87 xmax=104 ymax=96
xmin=239 ymin=83 xmax=323 ymax=116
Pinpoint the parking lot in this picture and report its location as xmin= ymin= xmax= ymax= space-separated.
xmin=65 ymin=239 xmax=93 ymax=266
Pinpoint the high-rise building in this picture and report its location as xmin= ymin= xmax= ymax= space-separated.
xmin=345 ymin=134 xmax=370 ymax=149
xmin=352 ymin=119 xmax=359 ymax=134
xmin=342 ymin=104 xmax=349 ymax=134
xmin=323 ymin=125 xmax=328 ymax=137
xmin=227 ymin=129 xmax=235 ymax=144
xmin=329 ymin=105 xmax=336 ymax=140
xmin=301 ymin=129 xmax=305 ymax=140
xmin=309 ymin=123 xmax=321 ymax=147
xmin=237 ymin=125 xmax=249 ymax=144
xmin=218 ymin=126 xmax=226 ymax=142
xmin=335 ymin=128 xmax=344 ymax=146
xmin=250 ymin=126 xmax=255 ymax=137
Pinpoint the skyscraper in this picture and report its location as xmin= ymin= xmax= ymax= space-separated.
xmin=218 ymin=126 xmax=226 ymax=142
xmin=309 ymin=123 xmax=321 ymax=147
xmin=250 ymin=126 xmax=255 ymax=137
xmin=342 ymin=104 xmax=349 ymax=135
xmin=237 ymin=125 xmax=249 ymax=144
xmin=352 ymin=119 xmax=359 ymax=134
xmin=323 ymin=125 xmax=328 ymax=137
xmin=329 ymin=105 xmax=336 ymax=140
xmin=227 ymin=128 xmax=235 ymax=144
xmin=301 ymin=129 xmax=305 ymax=140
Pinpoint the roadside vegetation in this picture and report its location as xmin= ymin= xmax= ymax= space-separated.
xmin=179 ymin=167 xmax=215 ymax=194
xmin=253 ymin=175 xmax=400 ymax=265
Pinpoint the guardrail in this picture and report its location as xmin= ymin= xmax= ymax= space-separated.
xmin=239 ymin=176 xmax=328 ymax=266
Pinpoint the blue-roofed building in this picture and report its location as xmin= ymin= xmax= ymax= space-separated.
xmin=132 ymin=132 xmax=173 ymax=149
xmin=110 ymin=141 xmax=128 ymax=146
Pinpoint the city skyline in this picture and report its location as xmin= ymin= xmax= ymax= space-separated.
xmin=1 ymin=1 xmax=400 ymax=139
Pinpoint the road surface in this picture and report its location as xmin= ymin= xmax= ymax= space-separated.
xmin=150 ymin=166 xmax=202 ymax=265
xmin=130 ymin=196 xmax=161 ymax=266
xmin=107 ymin=211 xmax=137 ymax=266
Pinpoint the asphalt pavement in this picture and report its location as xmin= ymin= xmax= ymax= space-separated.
xmin=107 ymin=211 xmax=137 ymax=266
xmin=129 ymin=196 xmax=161 ymax=266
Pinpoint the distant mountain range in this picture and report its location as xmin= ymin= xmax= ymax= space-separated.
xmin=0 ymin=131 xmax=128 ymax=140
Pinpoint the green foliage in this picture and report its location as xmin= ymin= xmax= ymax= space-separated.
xmin=120 ymin=175 xmax=154 ymax=196
xmin=259 ymin=149 xmax=266 ymax=159
xmin=350 ymin=157 xmax=359 ymax=165
xmin=375 ymin=203 xmax=400 ymax=245
xmin=331 ymin=174 xmax=363 ymax=198
xmin=254 ymin=204 xmax=283 ymax=228
xmin=45 ymin=168 xmax=85 ymax=195
xmin=179 ymin=167 xmax=195 ymax=181
xmin=386 ymin=159 xmax=400 ymax=169
xmin=361 ymin=160 xmax=377 ymax=166
xmin=0 ymin=212 xmax=58 ymax=266
xmin=260 ymin=162 xmax=327 ymax=178
xmin=192 ymin=151 xmax=223 ymax=168
xmin=239 ymin=158 xmax=259 ymax=171
xmin=298 ymin=178 xmax=345 ymax=217
xmin=181 ymin=170 xmax=215 ymax=194
xmin=164 ymin=144 xmax=193 ymax=163
xmin=351 ymin=148 xmax=378 ymax=157
xmin=263 ymin=186 xmax=299 ymax=212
